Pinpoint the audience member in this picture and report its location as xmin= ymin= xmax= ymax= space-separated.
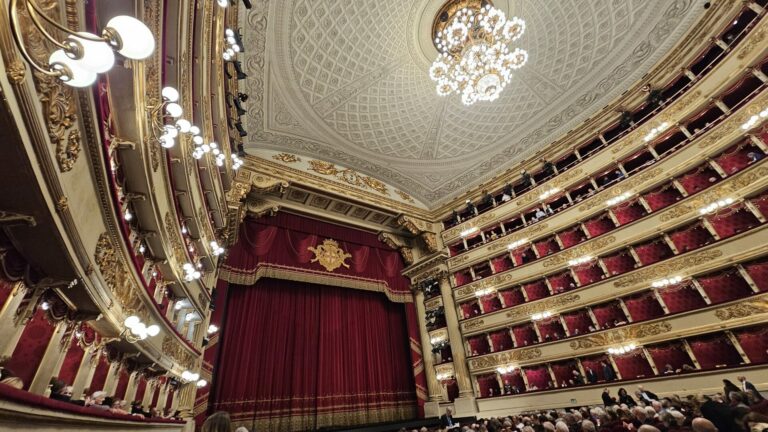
xmin=202 ymin=411 xmax=232 ymax=432
xmin=0 ymin=367 xmax=23 ymax=389
xmin=602 ymin=388 xmax=617 ymax=406
xmin=723 ymin=380 xmax=741 ymax=403
xmin=619 ymin=387 xmax=637 ymax=407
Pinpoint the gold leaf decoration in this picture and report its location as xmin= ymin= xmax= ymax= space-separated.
xmin=462 ymin=318 xmax=485 ymax=331
xmin=93 ymin=233 xmax=142 ymax=313
xmin=578 ymin=168 xmax=664 ymax=212
xmin=162 ymin=336 xmax=196 ymax=370
xmin=308 ymin=239 xmax=352 ymax=272
xmin=272 ymin=153 xmax=301 ymax=163
xmin=505 ymin=294 xmax=581 ymax=319
xmin=395 ymin=190 xmax=416 ymax=203
xmin=569 ymin=321 xmax=672 ymax=350
xmin=613 ymin=249 xmax=723 ymax=288
xmin=542 ymin=235 xmax=616 ymax=268
xmin=469 ymin=348 xmax=542 ymax=370
xmin=307 ymin=160 xmax=389 ymax=195
xmin=714 ymin=298 xmax=768 ymax=321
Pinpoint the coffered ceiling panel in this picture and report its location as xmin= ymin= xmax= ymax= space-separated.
xmin=239 ymin=0 xmax=704 ymax=208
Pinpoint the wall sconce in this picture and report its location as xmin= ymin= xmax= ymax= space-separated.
xmin=507 ymin=238 xmax=528 ymax=250
xmin=210 ymin=241 xmax=225 ymax=256
xmin=207 ymin=324 xmax=219 ymax=334
xmin=643 ymin=122 xmax=670 ymax=142
xmin=567 ymin=255 xmax=593 ymax=266
xmin=496 ymin=365 xmax=515 ymax=374
xmin=699 ymin=197 xmax=735 ymax=215
xmin=531 ymin=311 xmax=552 ymax=321
xmin=231 ymin=153 xmax=244 ymax=170
xmin=740 ymin=108 xmax=767 ymax=130
xmin=460 ymin=226 xmax=478 ymax=237
xmin=651 ymin=276 xmax=683 ymax=288
xmin=539 ymin=187 xmax=560 ymax=200
xmin=608 ymin=343 xmax=638 ymax=355
xmin=474 ymin=287 xmax=495 ymax=297
xmin=606 ymin=192 xmax=632 ymax=207
xmin=122 ymin=315 xmax=160 ymax=343
xmin=436 ymin=372 xmax=453 ymax=381
xmin=9 ymin=0 xmax=155 ymax=87
xmin=183 ymin=263 xmax=202 ymax=281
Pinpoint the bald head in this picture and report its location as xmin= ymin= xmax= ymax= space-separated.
xmin=638 ymin=426 xmax=661 ymax=432
xmin=692 ymin=418 xmax=718 ymax=432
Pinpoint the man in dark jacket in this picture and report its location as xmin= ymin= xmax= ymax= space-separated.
xmin=602 ymin=388 xmax=617 ymax=406
xmin=441 ymin=408 xmax=459 ymax=430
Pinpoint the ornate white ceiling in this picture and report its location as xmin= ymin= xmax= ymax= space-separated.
xmin=239 ymin=0 xmax=704 ymax=208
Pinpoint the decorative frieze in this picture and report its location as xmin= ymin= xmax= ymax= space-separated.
xmin=542 ymin=236 xmax=616 ymax=268
xmin=714 ymin=298 xmax=768 ymax=321
xmin=568 ymin=321 xmax=672 ymax=350
xmin=505 ymin=294 xmax=581 ymax=320
xmin=468 ymin=348 xmax=542 ymax=370
xmin=613 ymin=249 xmax=723 ymax=288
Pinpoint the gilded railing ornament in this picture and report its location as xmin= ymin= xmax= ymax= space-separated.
xmin=307 ymin=160 xmax=389 ymax=195
xmin=272 ymin=153 xmax=301 ymax=163
xmin=542 ymin=235 xmax=616 ymax=268
xmin=93 ymin=233 xmax=142 ymax=313
xmin=569 ymin=321 xmax=672 ymax=350
xmin=714 ymin=298 xmax=768 ymax=321
xmin=505 ymin=294 xmax=581 ymax=320
xmin=308 ymin=239 xmax=352 ymax=272
xmin=462 ymin=318 xmax=485 ymax=331
xmin=468 ymin=348 xmax=542 ymax=370
xmin=578 ymin=167 xmax=665 ymax=212
xmin=162 ymin=335 xmax=196 ymax=370
xmin=486 ymin=223 xmax=549 ymax=252
xmin=613 ymin=249 xmax=723 ymax=288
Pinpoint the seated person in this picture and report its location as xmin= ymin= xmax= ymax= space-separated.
xmin=663 ymin=364 xmax=675 ymax=375
xmin=535 ymin=208 xmax=547 ymax=220
xmin=86 ymin=391 xmax=110 ymax=410
xmin=465 ymin=199 xmax=477 ymax=216
xmin=748 ymin=151 xmax=764 ymax=163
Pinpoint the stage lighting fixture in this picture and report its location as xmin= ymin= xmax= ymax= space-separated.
xmin=242 ymin=0 xmax=252 ymax=9
xmin=235 ymin=122 xmax=247 ymax=137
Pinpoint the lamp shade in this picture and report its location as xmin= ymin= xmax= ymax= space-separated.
xmin=166 ymin=103 xmax=183 ymax=118
xmin=49 ymin=49 xmax=97 ymax=87
xmin=106 ymin=16 xmax=155 ymax=60
xmin=146 ymin=324 xmax=160 ymax=337
xmin=68 ymin=32 xmax=115 ymax=73
xmin=162 ymin=86 xmax=180 ymax=102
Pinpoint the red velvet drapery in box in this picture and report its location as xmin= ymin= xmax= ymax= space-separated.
xmin=5 ymin=308 xmax=55 ymax=390
xmin=211 ymin=279 xmax=417 ymax=430
xmin=219 ymin=213 xmax=412 ymax=302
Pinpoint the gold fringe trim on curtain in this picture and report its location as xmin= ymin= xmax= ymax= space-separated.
xmin=230 ymin=404 xmax=417 ymax=432
xmin=218 ymin=263 xmax=413 ymax=303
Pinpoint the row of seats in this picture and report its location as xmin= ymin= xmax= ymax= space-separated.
xmin=442 ymin=4 xmax=765 ymax=230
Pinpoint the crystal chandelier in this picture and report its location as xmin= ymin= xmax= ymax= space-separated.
xmin=429 ymin=0 xmax=528 ymax=105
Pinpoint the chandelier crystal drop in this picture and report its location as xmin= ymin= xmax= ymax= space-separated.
xmin=430 ymin=2 xmax=528 ymax=105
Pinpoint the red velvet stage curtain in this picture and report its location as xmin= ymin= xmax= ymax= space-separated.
xmin=523 ymin=280 xmax=549 ymax=301
xmin=5 ymin=308 xmax=55 ymax=390
xmin=211 ymin=279 xmax=416 ymax=431
xmin=220 ymin=213 xmax=411 ymax=301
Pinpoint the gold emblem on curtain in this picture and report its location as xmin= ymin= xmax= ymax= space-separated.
xmin=308 ymin=239 xmax=352 ymax=272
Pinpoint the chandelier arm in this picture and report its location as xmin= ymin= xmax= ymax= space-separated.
xmin=23 ymin=0 xmax=106 ymax=43
xmin=8 ymin=0 xmax=62 ymax=77
xmin=21 ymin=0 xmax=75 ymax=52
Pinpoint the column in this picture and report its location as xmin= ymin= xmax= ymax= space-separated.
xmin=414 ymin=289 xmax=443 ymax=402
xmin=71 ymin=347 xmax=100 ymax=400
xmin=29 ymin=320 xmax=70 ymax=394
xmin=102 ymin=361 xmax=121 ymax=396
xmin=142 ymin=379 xmax=157 ymax=408
xmin=438 ymin=274 xmax=477 ymax=415
xmin=155 ymin=382 xmax=170 ymax=411
xmin=175 ymin=382 xmax=198 ymax=431
xmin=642 ymin=347 xmax=659 ymax=375
xmin=124 ymin=372 xmax=139 ymax=403
xmin=0 ymin=285 xmax=40 ymax=357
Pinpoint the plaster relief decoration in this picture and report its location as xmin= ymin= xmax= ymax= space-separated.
xmin=94 ymin=233 xmax=142 ymax=313
xmin=714 ymin=297 xmax=768 ymax=321
xmin=569 ymin=321 xmax=672 ymax=350
xmin=239 ymin=0 xmax=702 ymax=206
xmin=469 ymin=348 xmax=542 ymax=370
xmin=308 ymin=239 xmax=352 ymax=272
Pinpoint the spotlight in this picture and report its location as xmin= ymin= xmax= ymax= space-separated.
xmin=237 ymin=92 xmax=249 ymax=102
xmin=235 ymin=122 xmax=247 ymax=137
xmin=233 ymin=98 xmax=247 ymax=116
xmin=242 ymin=0 xmax=252 ymax=8
xmin=233 ymin=30 xmax=245 ymax=53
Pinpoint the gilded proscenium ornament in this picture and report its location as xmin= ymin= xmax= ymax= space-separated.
xmin=714 ymin=297 xmax=768 ymax=321
xmin=378 ymin=232 xmax=414 ymax=265
xmin=569 ymin=321 xmax=672 ymax=350
xmin=307 ymin=160 xmax=389 ymax=195
xmin=308 ymin=239 xmax=352 ymax=272
xmin=613 ymin=249 xmax=723 ymax=289
xmin=660 ymin=166 xmax=768 ymax=222
xmin=245 ymin=198 xmax=279 ymax=218
xmin=468 ymin=348 xmax=542 ymax=370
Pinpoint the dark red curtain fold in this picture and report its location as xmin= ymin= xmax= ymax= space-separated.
xmin=211 ymin=279 xmax=416 ymax=431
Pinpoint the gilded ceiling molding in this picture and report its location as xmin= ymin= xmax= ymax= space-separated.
xmin=409 ymin=265 xmax=449 ymax=286
xmin=714 ymin=297 xmax=768 ymax=321
xmin=272 ymin=153 xmax=302 ymax=163
xmin=163 ymin=213 xmax=190 ymax=272
xmin=542 ymin=235 xmax=616 ymax=268
xmin=307 ymin=160 xmax=389 ymax=195
xmin=378 ymin=232 xmax=414 ymax=266
xmin=397 ymin=215 xmax=438 ymax=254
xmin=504 ymin=294 xmax=582 ymax=321
xmin=613 ymin=249 xmax=723 ymax=289
xmin=660 ymin=166 xmax=768 ymax=222
xmin=569 ymin=321 xmax=672 ymax=350
xmin=468 ymin=348 xmax=542 ymax=371
xmin=251 ymin=173 xmax=289 ymax=195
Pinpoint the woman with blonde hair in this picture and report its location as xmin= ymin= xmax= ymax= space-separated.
xmin=202 ymin=411 xmax=232 ymax=432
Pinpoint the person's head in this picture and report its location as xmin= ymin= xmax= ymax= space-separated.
xmin=737 ymin=376 xmax=746 ymax=382
xmin=202 ymin=411 xmax=232 ymax=432
xmin=638 ymin=426 xmax=661 ymax=432
xmin=235 ymin=427 xmax=249 ymax=432
xmin=446 ymin=408 xmax=453 ymax=416
xmin=651 ymin=400 xmax=662 ymax=412
xmin=644 ymin=406 xmax=657 ymax=418
xmin=111 ymin=399 xmax=124 ymax=409
xmin=618 ymin=388 xmax=627 ymax=397
xmin=581 ymin=420 xmax=596 ymax=432
xmin=91 ymin=391 xmax=107 ymax=404
xmin=632 ymin=406 xmax=647 ymax=421
xmin=542 ymin=421 xmax=555 ymax=432
xmin=555 ymin=421 xmax=569 ymax=432
xmin=50 ymin=379 xmax=66 ymax=394
xmin=729 ymin=391 xmax=744 ymax=404
xmin=692 ymin=417 xmax=718 ymax=432
xmin=603 ymin=388 xmax=610 ymax=394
